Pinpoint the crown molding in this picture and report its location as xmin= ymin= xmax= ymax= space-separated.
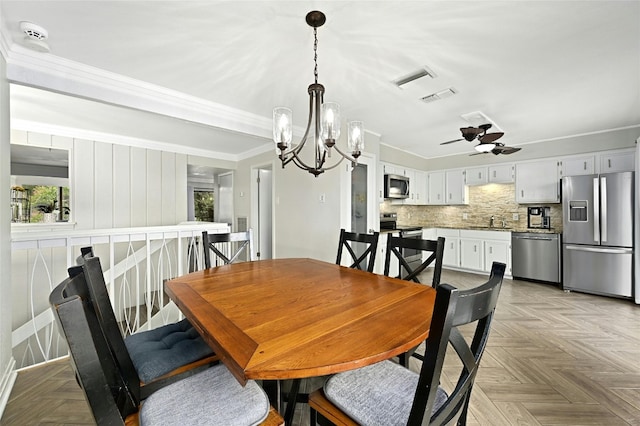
xmin=4 ymin=43 xmax=273 ymax=141
xmin=11 ymin=118 xmax=242 ymax=162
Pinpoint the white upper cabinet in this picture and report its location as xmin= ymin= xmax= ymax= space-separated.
xmin=427 ymin=171 xmax=446 ymax=205
xmin=411 ymin=170 xmax=427 ymax=205
xmin=465 ymin=167 xmax=488 ymax=186
xmin=559 ymin=155 xmax=595 ymax=177
xmin=488 ymin=164 xmax=515 ymax=183
xmin=445 ymin=170 xmax=468 ymax=205
xmin=600 ymin=150 xmax=635 ymax=173
xmin=427 ymin=170 xmax=467 ymax=205
xmin=515 ymin=160 xmax=560 ymax=203
xmin=465 ymin=164 xmax=513 ymax=185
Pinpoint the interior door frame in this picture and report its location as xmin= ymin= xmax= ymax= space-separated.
xmin=250 ymin=161 xmax=275 ymax=261
xmin=340 ymin=152 xmax=378 ymax=234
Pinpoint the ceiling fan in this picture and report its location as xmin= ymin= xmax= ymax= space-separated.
xmin=470 ymin=141 xmax=522 ymax=156
xmin=440 ymin=123 xmax=504 ymax=145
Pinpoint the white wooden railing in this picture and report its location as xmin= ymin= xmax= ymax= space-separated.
xmin=10 ymin=222 xmax=230 ymax=370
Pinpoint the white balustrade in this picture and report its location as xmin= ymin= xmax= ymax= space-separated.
xmin=10 ymin=222 xmax=230 ymax=369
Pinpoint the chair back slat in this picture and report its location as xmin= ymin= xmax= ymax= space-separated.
xmin=50 ymin=274 xmax=138 ymax=425
xmin=336 ymin=229 xmax=380 ymax=273
xmin=203 ymin=230 xmax=254 ymax=268
xmin=384 ymin=236 xmax=445 ymax=287
xmin=69 ymin=256 xmax=142 ymax=399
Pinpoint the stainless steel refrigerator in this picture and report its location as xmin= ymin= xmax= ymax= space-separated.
xmin=562 ymin=172 xmax=634 ymax=298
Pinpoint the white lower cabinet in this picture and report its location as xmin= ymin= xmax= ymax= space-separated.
xmin=460 ymin=238 xmax=483 ymax=271
xmin=437 ymin=229 xmax=460 ymax=268
xmin=437 ymin=229 xmax=511 ymax=276
xmin=484 ymin=240 xmax=510 ymax=274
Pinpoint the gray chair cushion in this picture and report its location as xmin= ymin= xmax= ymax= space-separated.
xmin=140 ymin=363 xmax=270 ymax=425
xmin=324 ymin=360 xmax=448 ymax=426
xmin=125 ymin=318 xmax=214 ymax=383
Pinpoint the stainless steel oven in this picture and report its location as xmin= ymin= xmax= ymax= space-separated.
xmin=399 ymin=228 xmax=423 ymax=277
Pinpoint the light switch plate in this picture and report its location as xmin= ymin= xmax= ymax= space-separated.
xmin=513 ymin=213 xmax=519 ymax=221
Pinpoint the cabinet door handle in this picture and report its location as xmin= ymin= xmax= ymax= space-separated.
xmin=583 ymin=161 xmax=587 ymax=170
xmin=493 ymin=170 xmax=496 ymax=178
xmin=473 ymin=245 xmax=477 ymax=253
xmin=489 ymin=247 xmax=493 ymax=254
xmin=608 ymin=159 xmax=612 ymax=168
xmin=521 ymin=190 xmax=524 ymax=197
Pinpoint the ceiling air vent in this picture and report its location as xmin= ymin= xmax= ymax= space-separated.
xmin=392 ymin=66 xmax=437 ymax=88
xmin=420 ymin=87 xmax=457 ymax=103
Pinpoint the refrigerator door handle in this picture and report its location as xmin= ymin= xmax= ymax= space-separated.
xmin=600 ymin=176 xmax=607 ymax=243
xmin=592 ymin=177 xmax=600 ymax=243
xmin=565 ymin=245 xmax=631 ymax=255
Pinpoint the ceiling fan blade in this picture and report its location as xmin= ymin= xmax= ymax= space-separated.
xmin=469 ymin=151 xmax=487 ymax=156
xmin=499 ymin=146 xmax=522 ymax=155
xmin=478 ymin=132 xmax=504 ymax=143
xmin=440 ymin=138 xmax=464 ymax=145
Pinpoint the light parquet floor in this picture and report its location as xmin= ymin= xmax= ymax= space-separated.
xmin=3 ymin=270 xmax=640 ymax=425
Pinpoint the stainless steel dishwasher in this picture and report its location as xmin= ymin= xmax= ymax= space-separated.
xmin=511 ymin=232 xmax=561 ymax=284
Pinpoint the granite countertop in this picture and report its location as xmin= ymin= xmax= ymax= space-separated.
xmin=399 ymin=224 xmax=560 ymax=234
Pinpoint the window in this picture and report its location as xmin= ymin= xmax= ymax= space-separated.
xmin=194 ymin=190 xmax=214 ymax=222
xmin=11 ymin=144 xmax=70 ymax=224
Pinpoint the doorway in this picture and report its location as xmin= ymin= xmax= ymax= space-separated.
xmin=216 ymin=172 xmax=233 ymax=228
xmin=251 ymin=165 xmax=273 ymax=260
xmin=340 ymin=154 xmax=378 ymax=268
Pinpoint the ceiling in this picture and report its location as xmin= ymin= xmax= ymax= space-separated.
xmin=2 ymin=1 xmax=639 ymax=161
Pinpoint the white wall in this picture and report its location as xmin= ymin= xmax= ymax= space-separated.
xmin=235 ymin=150 xmax=341 ymax=262
xmin=236 ymin=132 xmax=383 ymax=262
xmin=0 ymin=49 xmax=17 ymax=417
xmin=11 ymin=130 xmax=188 ymax=229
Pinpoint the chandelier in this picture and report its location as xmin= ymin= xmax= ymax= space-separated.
xmin=273 ymin=11 xmax=364 ymax=177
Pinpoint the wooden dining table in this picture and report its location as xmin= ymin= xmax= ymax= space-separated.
xmin=165 ymin=258 xmax=437 ymax=420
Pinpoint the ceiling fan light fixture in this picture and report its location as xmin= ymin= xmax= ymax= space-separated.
xmin=475 ymin=143 xmax=495 ymax=153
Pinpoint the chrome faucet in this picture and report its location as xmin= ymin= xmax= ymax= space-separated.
xmin=501 ymin=217 xmax=507 ymax=228
xmin=489 ymin=215 xmax=494 ymax=228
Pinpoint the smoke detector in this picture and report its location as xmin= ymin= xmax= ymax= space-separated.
xmin=19 ymin=21 xmax=50 ymax=53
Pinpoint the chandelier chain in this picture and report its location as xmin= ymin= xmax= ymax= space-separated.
xmin=313 ymin=27 xmax=318 ymax=84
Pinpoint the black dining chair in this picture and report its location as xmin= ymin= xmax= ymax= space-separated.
xmin=73 ymin=248 xmax=216 ymax=390
xmin=309 ymin=262 xmax=507 ymax=426
xmin=336 ymin=229 xmax=380 ymax=272
xmin=384 ymin=236 xmax=445 ymax=367
xmin=202 ymin=229 xmax=254 ymax=268
xmin=384 ymin=235 xmax=445 ymax=286
xmin=49 ymin=270 xmax=284 ymax=425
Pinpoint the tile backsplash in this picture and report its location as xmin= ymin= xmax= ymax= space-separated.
xmin=380 ymin=183 xmax=563 ymax=232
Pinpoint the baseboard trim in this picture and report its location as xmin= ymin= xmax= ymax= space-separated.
xmin=0 ymin=357 xmax=17 ymax=420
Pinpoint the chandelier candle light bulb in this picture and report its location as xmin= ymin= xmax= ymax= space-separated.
xmin=272 ymin=10 xmax=363 ymax=177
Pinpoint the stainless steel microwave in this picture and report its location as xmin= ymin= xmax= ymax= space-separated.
xmin=384 ymin=174 xmax=410 ymax=199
